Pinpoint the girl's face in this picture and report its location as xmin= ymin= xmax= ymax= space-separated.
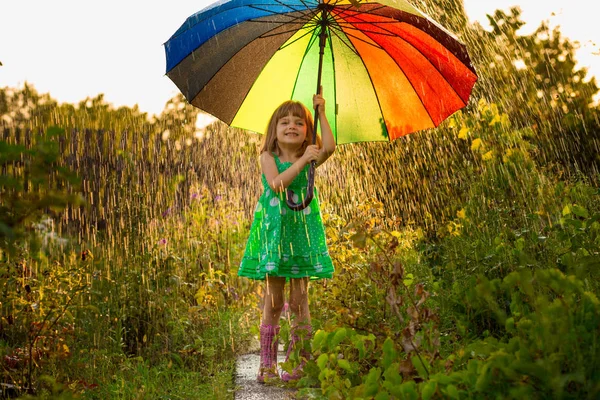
xmin=276 ymin=112 xmax=307 ymax=147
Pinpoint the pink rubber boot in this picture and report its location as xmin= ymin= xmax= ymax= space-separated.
xmin=281 ymin=325 xmax=312 ymax=382
xmin=257 ymin=324 xmax=280 ymax=383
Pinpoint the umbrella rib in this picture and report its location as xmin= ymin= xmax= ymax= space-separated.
xmin=335 ymin=20 xmax=405 ymax=26
xmin=250 ymin=19 xmax=307 ymax=24
xmin=289 ymin=28 xmax=320 ymax=104
xmin=338 ymin=9 xmax=469 ymax=111
xmin=328 ymin=23 xmax=384 ymax=50
xmin=341 ymin=11 xmax=395 ymax=31
xmin=274 ymin=0 xmax=323 ymax=26
xmin=333 ymin=4 xmax=390 ymax=19
xmin=259 ymin=26 xmax=307 ymax=39
xmin=248 ymin=4 xmax=308 ymax=19
xmin=334 ymin=32 xmax=391 ymax=141
xmin=331 ymin=4 xmax=418 ymax=32
xmin=332 ymin=24 xmax=400 ymax=37
xmin=168 ymin=3 xmax=308 ymax=41
xmin=249 ymin=10 xmax=315 ymax=28
xmin=248 ymin=0 xmax=317 ymax=20
xmin=278 ymin=25 xmax=319 ymax=50
xmin=330 ymin=9 xmax=406 ymax=38
xmin=254 ymin=5 xmax=320 ymax=43
xmin=336 ymin=8 xmax=417 ymax=44
xmin=340 ymin=15 xmax=438 ymax=125
xmin=294 ymin=0 xmax=321 ymax=20
xmin=327 ymin=24 xmax=360 ymax=57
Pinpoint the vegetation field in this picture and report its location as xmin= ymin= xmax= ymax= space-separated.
xmin=1 ymin=2 xmax=599 ymax=399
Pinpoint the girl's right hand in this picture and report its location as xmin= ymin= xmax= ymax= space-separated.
xmin=302 ymin=145 xmax=320 ymax=163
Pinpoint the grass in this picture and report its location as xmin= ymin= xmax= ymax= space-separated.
xmin=81 ymin=357 xmax=236 ymax=400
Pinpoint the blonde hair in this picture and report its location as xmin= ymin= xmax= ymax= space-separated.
xmin=260 ymin=100 xmax=322 ymax=157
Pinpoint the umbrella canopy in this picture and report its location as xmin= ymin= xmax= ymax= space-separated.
xmin=164 ymin=0 xmax=478 ymax=144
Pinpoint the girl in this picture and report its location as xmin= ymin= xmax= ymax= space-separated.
xmin=238 ymin=92 xmax=336 ymax=383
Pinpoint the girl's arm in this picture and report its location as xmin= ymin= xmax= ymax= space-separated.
xmin=261 ymin=151 xmax=318 ymax=193
xmin=314 ymin=93 xmax=336 ymax=167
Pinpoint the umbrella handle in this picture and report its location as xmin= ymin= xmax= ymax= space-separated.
xmin=285 ymin=13 xmax=328 ymax=212
xmin=285 ymin=162 xmax=315 ymax=211
xmin=285 ymin=94 xmax=320 ymax=211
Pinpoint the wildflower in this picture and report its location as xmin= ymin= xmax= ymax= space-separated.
xmin=159 ymin=238 xmax=167 ymax=245
xmin=482 ymin=150 xmax=494 ymax=161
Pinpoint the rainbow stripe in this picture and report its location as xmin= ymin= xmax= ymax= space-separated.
xmin=165 ymin=0 xmax=477 ymax=144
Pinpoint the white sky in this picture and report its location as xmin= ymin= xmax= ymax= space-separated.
xmin=0 ymin=0 xmax=598 ymax=117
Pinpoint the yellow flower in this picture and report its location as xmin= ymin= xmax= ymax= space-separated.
xmin=447 ymin=221 xmax=462 ymax=236
xmin=471 ymin=138 xmax=483 ymax=151
xmin=489 ymin=114 xmax=502 ymax=126
xmin=482 ymin=150 xmax=494 ymax=161
xmin=457 ymin=209 xmax=466 ymax=219
xmin=458 ymin=126 xmax=469 ymax=140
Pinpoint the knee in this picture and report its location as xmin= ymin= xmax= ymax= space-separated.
xmin=265 ymin=297 xmax=285 ymax=314
xmin=288 ymin=297 xmax=307 ymax=316
xmin=288 ymin=300 xmax=300 ymax=316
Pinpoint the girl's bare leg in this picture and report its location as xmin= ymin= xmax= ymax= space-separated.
xmin=288 ymin=277 xmax=310 ymax=325
xmin=262 ymin=276 xmax=286 ymax=325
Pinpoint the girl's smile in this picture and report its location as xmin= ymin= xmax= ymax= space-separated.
xmin=277 ymin=113 xmax=307 ymax=145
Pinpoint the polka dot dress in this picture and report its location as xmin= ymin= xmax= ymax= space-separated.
xmin=238 ymin=154 xmax=334 ymax=280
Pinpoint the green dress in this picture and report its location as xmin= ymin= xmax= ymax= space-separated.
xmin=238 ymin=154 xmax=334 ymax=280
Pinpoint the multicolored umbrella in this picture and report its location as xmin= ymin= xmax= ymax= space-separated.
xmin=164 ymin=0 xmax=477 ymax=208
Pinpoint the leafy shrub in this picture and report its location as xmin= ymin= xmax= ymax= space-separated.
xmin=302 ymin=187 xmax=599 ymax=399
xmin=1 ymin=127 xmax=87 ymax=395
xmin=433 ymin=268 xmax=600 ymax=400
xmin=0 ymin=127 xmax=83 ymax=253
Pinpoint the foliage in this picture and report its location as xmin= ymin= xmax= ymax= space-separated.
xmin=0 ymin=127 xmax=87 ymax=395
xmin=428 ymin=98 xmax=600 ymax=291
xmin=298 ymin=189 xmax=600 ymax=399
xmin=0 ymin=85 xmax=202 ymax=145
xmin=1 ymin=3 xmax=600 ymax=397
xmin=102 ymin=183 xmax=258 ymax=359
xmin=298 ymin=264 xmax=600 ymax=400
xmin=464 ymin=7 xmax=600 ymax=177
xmin=61 ymin=183 xmax=259 ymax=398
xmin=1 ymin=249 xmax=88 ymax=396
xmin=158 ymin=94 xmax=202 ymax=141
xmin=0 ymin=124 xmax=256 ymax=397
xmin=435 ymin=268 xmax=600 ymax=400
xmin=417 ymin=0 xmax=469 ymax=34
xmin=0 ymin=127 xmax=83 ymax=253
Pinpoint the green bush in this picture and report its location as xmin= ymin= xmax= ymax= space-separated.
xmin=1 ymin=127 xmax=87 ymax=395
xmin=301 ymin=247 xmax=600 ymax=399
xmin=435 ymin=268 xmax=600 ymax=400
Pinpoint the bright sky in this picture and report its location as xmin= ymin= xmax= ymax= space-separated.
xmin=0 ymin=0 xmax=598 ymax=117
